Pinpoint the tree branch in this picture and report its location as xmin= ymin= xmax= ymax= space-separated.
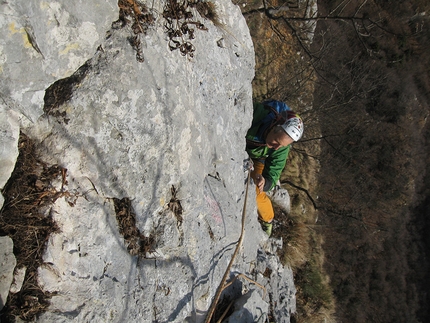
xmin=281 ymin=180 xmax=318 ymax=210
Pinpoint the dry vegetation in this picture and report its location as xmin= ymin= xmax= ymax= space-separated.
xmin=237 ymin=0 xmax=430 ymax=322
xmin=312 ymin=1 xmax=430 ymax=322
xmin=114 ymin=0 xmax=219 ymax=61
xmin=0 ymin=133 xmax=65 ymax=322
xmin=112 ymin=197 xmax=156 ymax=257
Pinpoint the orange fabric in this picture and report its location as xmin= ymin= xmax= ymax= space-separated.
xmin=251 ymin=160 xmax=274 ymax=223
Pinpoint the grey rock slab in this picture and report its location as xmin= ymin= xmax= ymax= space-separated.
xmin=267 ymin=186 xmax=291 ymax=214
xmin=0 ymin=0 xmax=118 ymax=122
xmin=27 ymin=0 xmax=258 ymax=322
xmin=0 ymin=236 xmax=16 ymax=311
xmin=225 ymin=289 xmax=268 ymax=323
xmin=0 ymin=107 xmax=20 ymax=208
xmin=0 ymin=0 xmax=297 ymax=321
xmin=256 ymin=241 xmax=297 ymax=323
xmin=9 ymin=266 xmax=26 ymax=294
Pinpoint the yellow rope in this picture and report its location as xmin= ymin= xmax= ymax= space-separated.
xmin=204 ymin=169 xmax=252 ymax=323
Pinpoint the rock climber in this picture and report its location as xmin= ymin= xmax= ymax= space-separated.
xmin=245 ymin=99 xmax=304 ymax=236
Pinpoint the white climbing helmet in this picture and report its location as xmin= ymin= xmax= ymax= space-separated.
xmin=281 ymin=115 xmax=304 ymax=141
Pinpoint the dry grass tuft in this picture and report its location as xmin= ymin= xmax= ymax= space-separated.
xmin=168 ymin=185 xmax=183 ymax=225
xmin=0 ymin=132 xmax=64 ymax=322
xmin=112 ymin=197 xmax=155 ymax=257
xmin=273 ymin=204 xmax=335 ymax=323
xmin=274 ymin=213 xmax=310 ymax=269
xmin=114 ymin=0 xmax=155 ymax=62
xmin=195 ymin=1 xmax=221 ymax=26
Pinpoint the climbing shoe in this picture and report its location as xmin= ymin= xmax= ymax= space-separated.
xmin=260 ymin=221 xmax=273 ymax=237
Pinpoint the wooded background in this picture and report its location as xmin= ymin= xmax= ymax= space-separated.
xmin=238 ymin=0 xmax=430 ymax=322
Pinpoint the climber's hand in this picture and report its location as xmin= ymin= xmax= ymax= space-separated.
xmin=254 ymin=174 xmax=265 ymax=193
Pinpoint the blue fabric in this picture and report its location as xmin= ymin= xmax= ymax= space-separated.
xmin=253 ymin=100 xmax=292 ymax=140
xmin=263 ymin=99 xmax=292 ymax=113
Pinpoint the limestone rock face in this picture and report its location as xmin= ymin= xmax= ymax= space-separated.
xmin=225 ymin=289 xmax=269 ymax=323
xmin=0 ymin=109 xmax=20 ymax=208
xmin=0 ymin=0 xmax=118 ymax=122
xmin=0 ymin=236 xmax=16 ymax=311
xmin=0 ymin=0 xmax=296 ymax=322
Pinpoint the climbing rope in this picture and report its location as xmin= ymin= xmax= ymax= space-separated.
xmin=203 ymin=160 xmax=253 ymax=323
